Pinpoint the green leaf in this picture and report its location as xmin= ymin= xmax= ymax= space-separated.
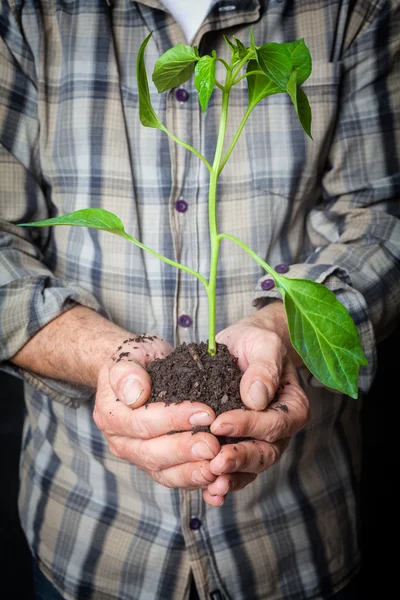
xmin=274 ymin=276 xmax=368 ymax=398
xmin=283 ymin=38 xmax=312 ymax=85
xmin=194 ymin=55 xmax=216 ymax=112
xmin=224 ymin=35 xmax=237 ymax=55
xmin=19 ymin=208 xmax=128 ymax=237
xmin=233 ymin=36 xmax=248 ymax=60
xmin=285 ymin=69 xmax=313 ymax=138
xmin=136 ymin=33 xmax=165 ymax=129
xmin=249 ymin=28 xmax=256 ymax=53
xmin=255 ymin=42 xmax=292 ymax=89
xmin=296 ymin=87 xmax=313 ymax=138
xmin=152 ymin=44 xmax=198 ymax=93
xmin=246 ymin=59 xmax=282 ymax=107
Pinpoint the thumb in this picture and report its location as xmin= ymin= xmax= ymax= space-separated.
xmin=239 ymin=334 xmax=286 ymax=411
xmin=109 ymin=360 xmax=152 ymax=408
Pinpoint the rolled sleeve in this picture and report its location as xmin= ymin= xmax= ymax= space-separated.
xmin=0 ymin=5 xmax=107 ymax=406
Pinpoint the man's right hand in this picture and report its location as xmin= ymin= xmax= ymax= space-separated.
xmin=93 ymin=336 xmax=220 ymax=491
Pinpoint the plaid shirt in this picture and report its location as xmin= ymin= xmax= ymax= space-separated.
xmin=1 ymin=1 xmax=399 ymax=598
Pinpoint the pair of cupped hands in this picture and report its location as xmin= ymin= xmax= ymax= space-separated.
xmin=93 ymin=303 xmax=310 ymax=507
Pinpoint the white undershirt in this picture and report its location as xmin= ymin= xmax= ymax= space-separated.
xmin=161 ymin=0 xmax=214 ymax=43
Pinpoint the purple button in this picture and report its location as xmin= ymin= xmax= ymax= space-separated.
xmin=178 ymin=314 xmax=192 ymax=328
xmin=274 ymin=264 xmax=289 ymax=274
xmin=189 ymin=516 xmax=201 ymax=530
xmin=261 ymin=279 xmax=274 ymax=291
xmin=175 ymin=88 xmax=189 ymax=102
xmin=175 ymin=199 xmax=188 ymax=213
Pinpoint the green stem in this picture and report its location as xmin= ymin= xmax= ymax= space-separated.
xmin=231 ymin=50 xmax=254 ymax=82
xmin=162 ymin=128 xmax=212 ymax=173
xmin=207 ymin=84 xmax=231 ymax=354
xmin=232 ymin=70 xmax=265 ymax=86
xmin=217 ymin=233 xmax=276 ymax=278
xmin=218 ymin=105 xmax=254 ymax=175
xmin=120 ymin=232 xmax=208 ymax=290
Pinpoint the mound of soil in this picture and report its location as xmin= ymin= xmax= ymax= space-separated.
xmin=147 ymin=342 xmax=249 ymax=444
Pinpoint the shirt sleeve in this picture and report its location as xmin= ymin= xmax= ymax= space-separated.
xmin=0 ymin=3 xmax=108 ymax=406
xmin=254 ymin=0 xmax=400 ymax=394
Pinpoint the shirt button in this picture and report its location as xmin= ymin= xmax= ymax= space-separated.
xmin=274 ymin=263 xmax=290 ymax=274
xmin=189 ymin=516 xmax=201 ymax=530
xmin=178 ymin=314 xmax=192 ymax=328
xmin=175 ymin=88 xmax=189 ymax=102
xmin=175 ymin=199 xmax=188 ymax=213
xmin=261 ymin=279 xmax=274 ymax=291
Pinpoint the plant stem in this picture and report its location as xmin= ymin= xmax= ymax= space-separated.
xmin=232 ymin=70 xmax=265 ymax=86
xmin=207 ymin=84 xmax=231 ymax=354
xmin=217 ymin=233 xmax=276 ymax=278
xmin=218 ymin=105 xmax=254 ymax=175
xmin=120 ymin=232 xmax=208 ymax=290
xmin=163 ymin=128 xmax=212 ymax=173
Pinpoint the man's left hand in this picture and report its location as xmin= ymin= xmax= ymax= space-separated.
xmin=203 ymin=302 xmax=310 ymax=507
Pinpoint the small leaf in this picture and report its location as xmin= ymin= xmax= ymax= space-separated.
xmin=255 ymin=42 xmax=292 ymax=89
xmin=286 ymin=68 xmax=298 ymax=108
xmin=246 ymin=59 xmax=282 ymax=107
xmin=152 ymin=44 xmax=198 ymax=93
xmin=136 ymin=33 xmax=165 ymax=129
xmin=249 ymin=27 xmax=256 ymax=53
xmin=283 ymin=38 xmax=312 ymax=85
xmin=194 ymin=55 xmax=216 ymax=112
xmin=224 ymin=35 xmax=237 ymax=54
xmin=233 ymin=36 xmax=248 ymax=60
xmin=19 ymin=208 xmax=128 ymax=237
xmin=296 ymin=87 xmax=313 ymax=138
xmin=274 ymin=276 xmax=368 ymax=398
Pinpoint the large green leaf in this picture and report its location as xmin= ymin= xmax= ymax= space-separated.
xmin=19 ymin=208 xmax=128 ymax=237
xmin=136 ymin=33 xmax=165 ymax=129
xmin=246 ymin=59 xmax=282 ymax=107
xmin=194 ymin=55 xmax=216 ymax=112
xmin=283 ymin=38 xmax=312 ymax=85
xmin=152 ymin=44 xmax=198 ymax=93
xmin=255 ymin=43 xmax=292 ymax=89
xmin=274 ymin=275 xmax=367 ymax=398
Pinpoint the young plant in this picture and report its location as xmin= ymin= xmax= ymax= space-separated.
xmin=20 ymin=32 xmax=367 ymax=398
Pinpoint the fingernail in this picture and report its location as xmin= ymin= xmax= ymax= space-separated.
xmin=215 ymin=459 xmax=236 ymax=475
xmin=189 ymin=411 xmax=214 ymax=426
xmin=210 ymin=423 xmax=235 ymax=436
xmin=121 ymin=377 xmax=143 ymax=406
xmin=192 ymin=441 xmax=215 ymax=459
xmin=192 ymin=470 xmax=206 ymax=484
xmin=247 ymin=380 xmax=269 ymax=410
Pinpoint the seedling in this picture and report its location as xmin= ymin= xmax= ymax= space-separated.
xmin=20 ymin=32 xmax=367 ymax=398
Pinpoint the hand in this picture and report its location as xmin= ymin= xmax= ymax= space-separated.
xmin=93 ymin=334 xmax=220 ymax=490
xmin=203 ymin=303 xmax=310 ymax=506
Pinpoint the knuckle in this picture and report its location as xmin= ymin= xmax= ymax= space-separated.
xmin=264 ymin=418 xmax=286 ymax=443
xmin=137 ymin=443 xmax=159 ymax=471
xmin=93 ymin=407 xmax=106 ymax=432
xmin=108 ymin=438 xmax=123 ymax=460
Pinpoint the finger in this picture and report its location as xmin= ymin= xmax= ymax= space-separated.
xmin=205 ymin=472 xmax=257 ymax=497
xmin=150 ymin=460 xmax=217 ymax=491
xmin=94 ymin=379 xmax=216 ymax=438
xmin=211 ymin=364 xmax=309 ymax=443
xmin=209 ymin=438 xmax=290 ymax=476
xmin=239 ymin=331 xmax=287 ymax=410
xmin=108 ymin=431 xmax=220 ymax=471
xmin=107 ymin=358 xmax=153 ymax=408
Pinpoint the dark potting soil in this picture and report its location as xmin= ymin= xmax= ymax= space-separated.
xmin=147 ymin=342 xmax=249 ymax=445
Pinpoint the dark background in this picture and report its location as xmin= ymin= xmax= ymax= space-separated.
xmin=1 ymin=326 xmax=398 ymax=598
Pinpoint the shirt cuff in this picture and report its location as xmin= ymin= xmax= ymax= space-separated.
xmin=253 ymin=262 xmax=376 ymax=394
